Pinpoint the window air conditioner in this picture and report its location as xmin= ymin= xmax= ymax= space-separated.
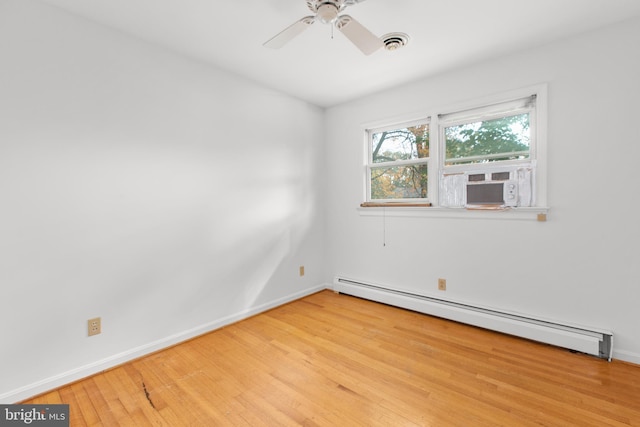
xmin=440 ymin=166 xmax=533 ymax=208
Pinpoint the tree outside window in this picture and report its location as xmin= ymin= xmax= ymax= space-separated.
xmin=370 ymin=124 xmax=429 ymax=200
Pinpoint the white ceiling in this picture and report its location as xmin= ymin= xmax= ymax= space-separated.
xmin=39 ymin=0 xmax=640 ymax=107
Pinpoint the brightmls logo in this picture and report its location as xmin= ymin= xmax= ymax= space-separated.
xmin=0 ymin=405 xmax=68 ymax=426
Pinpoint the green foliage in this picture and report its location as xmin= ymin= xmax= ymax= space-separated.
xmin=445 ymin=114 xmax=530 ymax=163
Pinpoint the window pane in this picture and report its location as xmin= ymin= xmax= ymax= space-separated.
xmin=372 ymin=124 xmax=429 ymax=164
xmin=371 ymin=164 xmax=428 ymax=200
xmin=445 ymin=113 xmax=530 ymax=165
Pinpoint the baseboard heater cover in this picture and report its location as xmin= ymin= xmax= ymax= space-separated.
xmin=333 ymin=277 xmax=613 ymax=361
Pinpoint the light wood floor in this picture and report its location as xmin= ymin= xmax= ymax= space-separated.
xmin=25 ymin=290 xmax=640 ymax=426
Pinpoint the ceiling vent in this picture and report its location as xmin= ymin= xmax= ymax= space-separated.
xmin=381 ymin=32 xmax=409 ymax=51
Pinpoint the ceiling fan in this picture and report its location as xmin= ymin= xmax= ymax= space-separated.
xmin=264 ymin=0 xmax=383 ymax=55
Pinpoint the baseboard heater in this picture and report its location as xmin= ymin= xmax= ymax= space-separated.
xmin=333 ymin=277 xmax=613 ymax=361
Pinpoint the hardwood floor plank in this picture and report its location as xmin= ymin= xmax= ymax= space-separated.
xmin=22 ymin=290 xmax=640 ymax=426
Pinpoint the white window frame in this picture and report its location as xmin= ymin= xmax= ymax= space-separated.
xmin=361 ymin=84 xmax=548 ymax=220
xmin=365 ymin=117 xmax=432 ymax=204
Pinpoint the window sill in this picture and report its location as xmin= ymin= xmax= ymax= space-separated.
xmin=360 ymin=202 xmax=432 ymax=208
xmin=357 ymin=205 xmax=550 ymax=221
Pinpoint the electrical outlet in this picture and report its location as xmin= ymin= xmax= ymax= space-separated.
xmin=88 ymin=317 xmax=101 ymax=336
xmin=438 ymin=278 xmax=447 ymax=291
xmin=299 ymin=266 xmax=305 ymax=277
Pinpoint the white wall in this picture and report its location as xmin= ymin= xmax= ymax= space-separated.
xmin=0 ymin=0 xmax=325 ymax=401
xmin=325 ymin=17 xmax=640 ymax=363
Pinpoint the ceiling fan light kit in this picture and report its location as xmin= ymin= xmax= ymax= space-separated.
xmin=316 ymin=3 xmax=339 ymax=24
xmin=264 ymin=0 xmax=406 ymax=55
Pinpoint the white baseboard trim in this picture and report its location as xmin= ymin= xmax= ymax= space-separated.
xmin=612 ymin=349 xmax=640 ymax=366
xmin=0 ymin=284 xmax=327 ymax=404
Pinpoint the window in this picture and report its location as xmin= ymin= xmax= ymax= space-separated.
xmin=363 ymin=86 xmax=546 ymax=213
xmin=366 ymin=119 xmax=430 ymax=203
xmin=440 ymin=96 xmax=535 ymax=169
xmin=444 ymin=112 xmax=530 ymax=166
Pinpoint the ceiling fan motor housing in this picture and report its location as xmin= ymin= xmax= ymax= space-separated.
xmin=316 ymin=3 xmax=339 ymax=23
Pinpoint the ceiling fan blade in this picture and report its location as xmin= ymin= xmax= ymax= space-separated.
xmin=344 ymin=0 xmax=369 ymax=5
xmin=336 ymin=15 xmax=383 ymax=55
xmin=264 ymin=16 xmax=315 ymax=49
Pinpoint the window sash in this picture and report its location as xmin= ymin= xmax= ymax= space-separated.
xmin=366 ymin=118 xmax=431 ymax=202
xmin=445 ymin=150 xmax=530 ymax=165
xmin=368 ymin=126 xmax=430 ymax=164
xmin=370 ymin=158 xmax=429 ymax=168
